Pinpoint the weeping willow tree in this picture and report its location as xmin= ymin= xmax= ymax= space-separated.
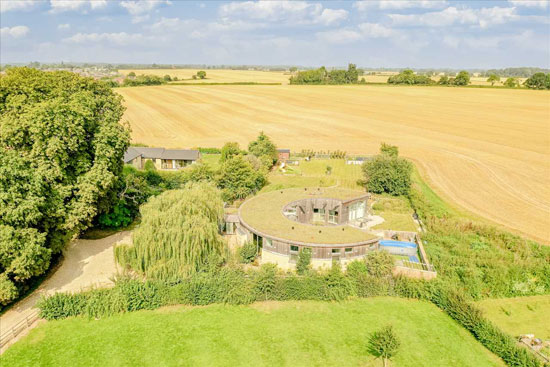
xmin=115 ymin=182 xmax=226 ymax=280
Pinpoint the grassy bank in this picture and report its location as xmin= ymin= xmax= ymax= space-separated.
xmin=1 ymin=298 xmax=504 ymax=367
xmin=477 ymin=295 xmax=550 ymax=339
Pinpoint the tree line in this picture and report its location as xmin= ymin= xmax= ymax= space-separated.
xmin=289 ymin=64 xmax=365 ymax=85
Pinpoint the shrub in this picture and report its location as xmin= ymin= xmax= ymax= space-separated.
xmin=364 ymin=251 xmax=395 ymax=278
xmin=239 ymin=241 xmax=258 ymax=264
xmin=0 ymin=274 xmax=19 ymax=305
xmin=253 ymin=264 xmax=277 ymax=300
xmin=296 ymin=248 xmax=312 ymax=275
xmin=220 ymin=142 xmax=242 ymax=163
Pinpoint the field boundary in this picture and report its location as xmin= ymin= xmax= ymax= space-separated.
xmin=0 ymin=309 xmax=40 ymax=349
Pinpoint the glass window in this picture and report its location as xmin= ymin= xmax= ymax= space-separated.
xmin=290 ymin=245 xmax=299 ymax=252
xmin=328 ymin=210 xmax=338 ymax=224
xmin=264 ymin=237 xmax=273 ymax=247
xmin=313 ymin=208 xmax=325 ymax=222
xmin=331 ymin=248 xmax=340 ymax=254
xmin=345 ymin=247 xmax=353 ymax=253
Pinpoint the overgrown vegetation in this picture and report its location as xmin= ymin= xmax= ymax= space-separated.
xmin=0 ymin=67 xmax=130 ymax=305
xmin=408 ymin=169 xmax=550 ymax=300
xmin=290 ymin=64 xmax=364 ymax=85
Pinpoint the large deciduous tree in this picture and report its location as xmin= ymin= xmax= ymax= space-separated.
xmin=0 ymin=67 xmax=129 ymax=304
xmin=361 ymin=144 xmax=412 ymax=196
xmin=248 ymin=131 xmax=278 ymax=164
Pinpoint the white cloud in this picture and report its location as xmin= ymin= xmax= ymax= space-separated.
xmin=357 ymin=23 xmax=394 ymax=37
xmin=443 ymin=30 xmax=538 ymax=50
xmin=1 ymin=25 xmax=30 ymax=38
xmin=63 ymin=32 xmax=145 ymax=46
xmin=354 ymin=0 xmax=447 ymax=11
xmin=57 ymin=23 xmax=70 ymax=30
xmin=317 ymin=9 xmax=348 ymax=26
xmin=317 ymin=29 xmax=363 ymax=43
xmin=219 ymin=1 xmax=348 ymax=26
xmin=317 ymin=22 xmax=394 ymax=43
xmin=0 ymin=0 xmax=37 ymax=13
xmin=49 ymin=0 xmax=107 ymax=13
xmin=119 ymin=0 xmax=170 ymax=15
xmin=389 ymin=6 xmax=518 ymax=28
xmin=508 ymin=0 xmax=549 ymax=8
xmin=120 ymin=0 xmax=171 ymax=23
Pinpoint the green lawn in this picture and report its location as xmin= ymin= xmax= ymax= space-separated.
xmin=476 ymin=295 xmax=550 ymax=339
xmin=2 ymin=298 xmax=503 ymax=367
xmin=371 ymin=194 xmax=417 ymax=232
xmin=276 ymin=159 xmax=363 ymax=189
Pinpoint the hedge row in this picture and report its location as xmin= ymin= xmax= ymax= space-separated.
xmin=38 ymin=266 xmax=540 ymax=367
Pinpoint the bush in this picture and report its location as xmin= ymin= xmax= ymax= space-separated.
xmin=239 ymin=241 xmax=258 ymax=264
xmin=0 ymin=273 xmax=19 ymax=305
xmin=296 ymin=248 xmax=312 ymax=275
xmin=364 ymin=251 xmax=394 ymax=278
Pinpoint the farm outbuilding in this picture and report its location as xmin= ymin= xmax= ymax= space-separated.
xmin=277 ymin=149 xmax=290 ymax=161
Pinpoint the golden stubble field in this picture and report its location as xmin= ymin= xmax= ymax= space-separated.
xmin=119 ymin=69 xmax=291 ymax=84
xmin=117 ymin=84 xmax=550 ymax=244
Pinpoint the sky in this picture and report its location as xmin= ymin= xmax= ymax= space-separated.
xmin=1 ymin=0 xmax=549 ymax=68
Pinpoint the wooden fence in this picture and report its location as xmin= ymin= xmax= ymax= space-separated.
xmin=0 ymin=309 xmax=41 ymax=348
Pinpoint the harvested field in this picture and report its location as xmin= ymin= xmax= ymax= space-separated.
xmin=119 ymin=68 xmax=289 ymax=84
xmin=117 ymin=85 xmax=550 ymax=244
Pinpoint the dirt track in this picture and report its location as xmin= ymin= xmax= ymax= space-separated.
xmin=0 ymin=231 xmax=131 ymax=352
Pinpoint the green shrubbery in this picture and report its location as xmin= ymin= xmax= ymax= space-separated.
xmin=290 ymin=64 xmax=360 ymax=85
xmin=122 ymin=74 xmax=166 ymax=87
xmin=388 ymin=69 xmax=434 ymax=85
xmin=239 ymin=242 xmax=258 ymax=264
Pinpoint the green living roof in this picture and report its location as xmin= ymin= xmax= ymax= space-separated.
xmin=238 ymin=187 xmax=378 ymax=245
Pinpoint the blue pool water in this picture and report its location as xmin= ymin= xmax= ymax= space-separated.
xmin=379 ymin=240 xmax=417 ymax=249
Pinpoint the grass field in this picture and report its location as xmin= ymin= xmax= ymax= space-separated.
xmin=1 ymin=298 xmax=504 ymax=367
xmin=117 ymin=84 xmax=550 ymax=244
xmin=476 ymin=295 xmax=550 ymax=339
xmin=371 ymin=195 xmax=418 ymax=232
xmin=119 ymin=68 xmax=290 ymax=84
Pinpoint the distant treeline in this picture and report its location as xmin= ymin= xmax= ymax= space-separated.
xmin=481 ymin=67 xmax=550 ymax=78
xmin=289 ymin=64 xmax=365 ymax=85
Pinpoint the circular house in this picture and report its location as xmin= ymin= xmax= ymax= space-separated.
xmin=235 ymin=187 xmax=380 ymax=269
